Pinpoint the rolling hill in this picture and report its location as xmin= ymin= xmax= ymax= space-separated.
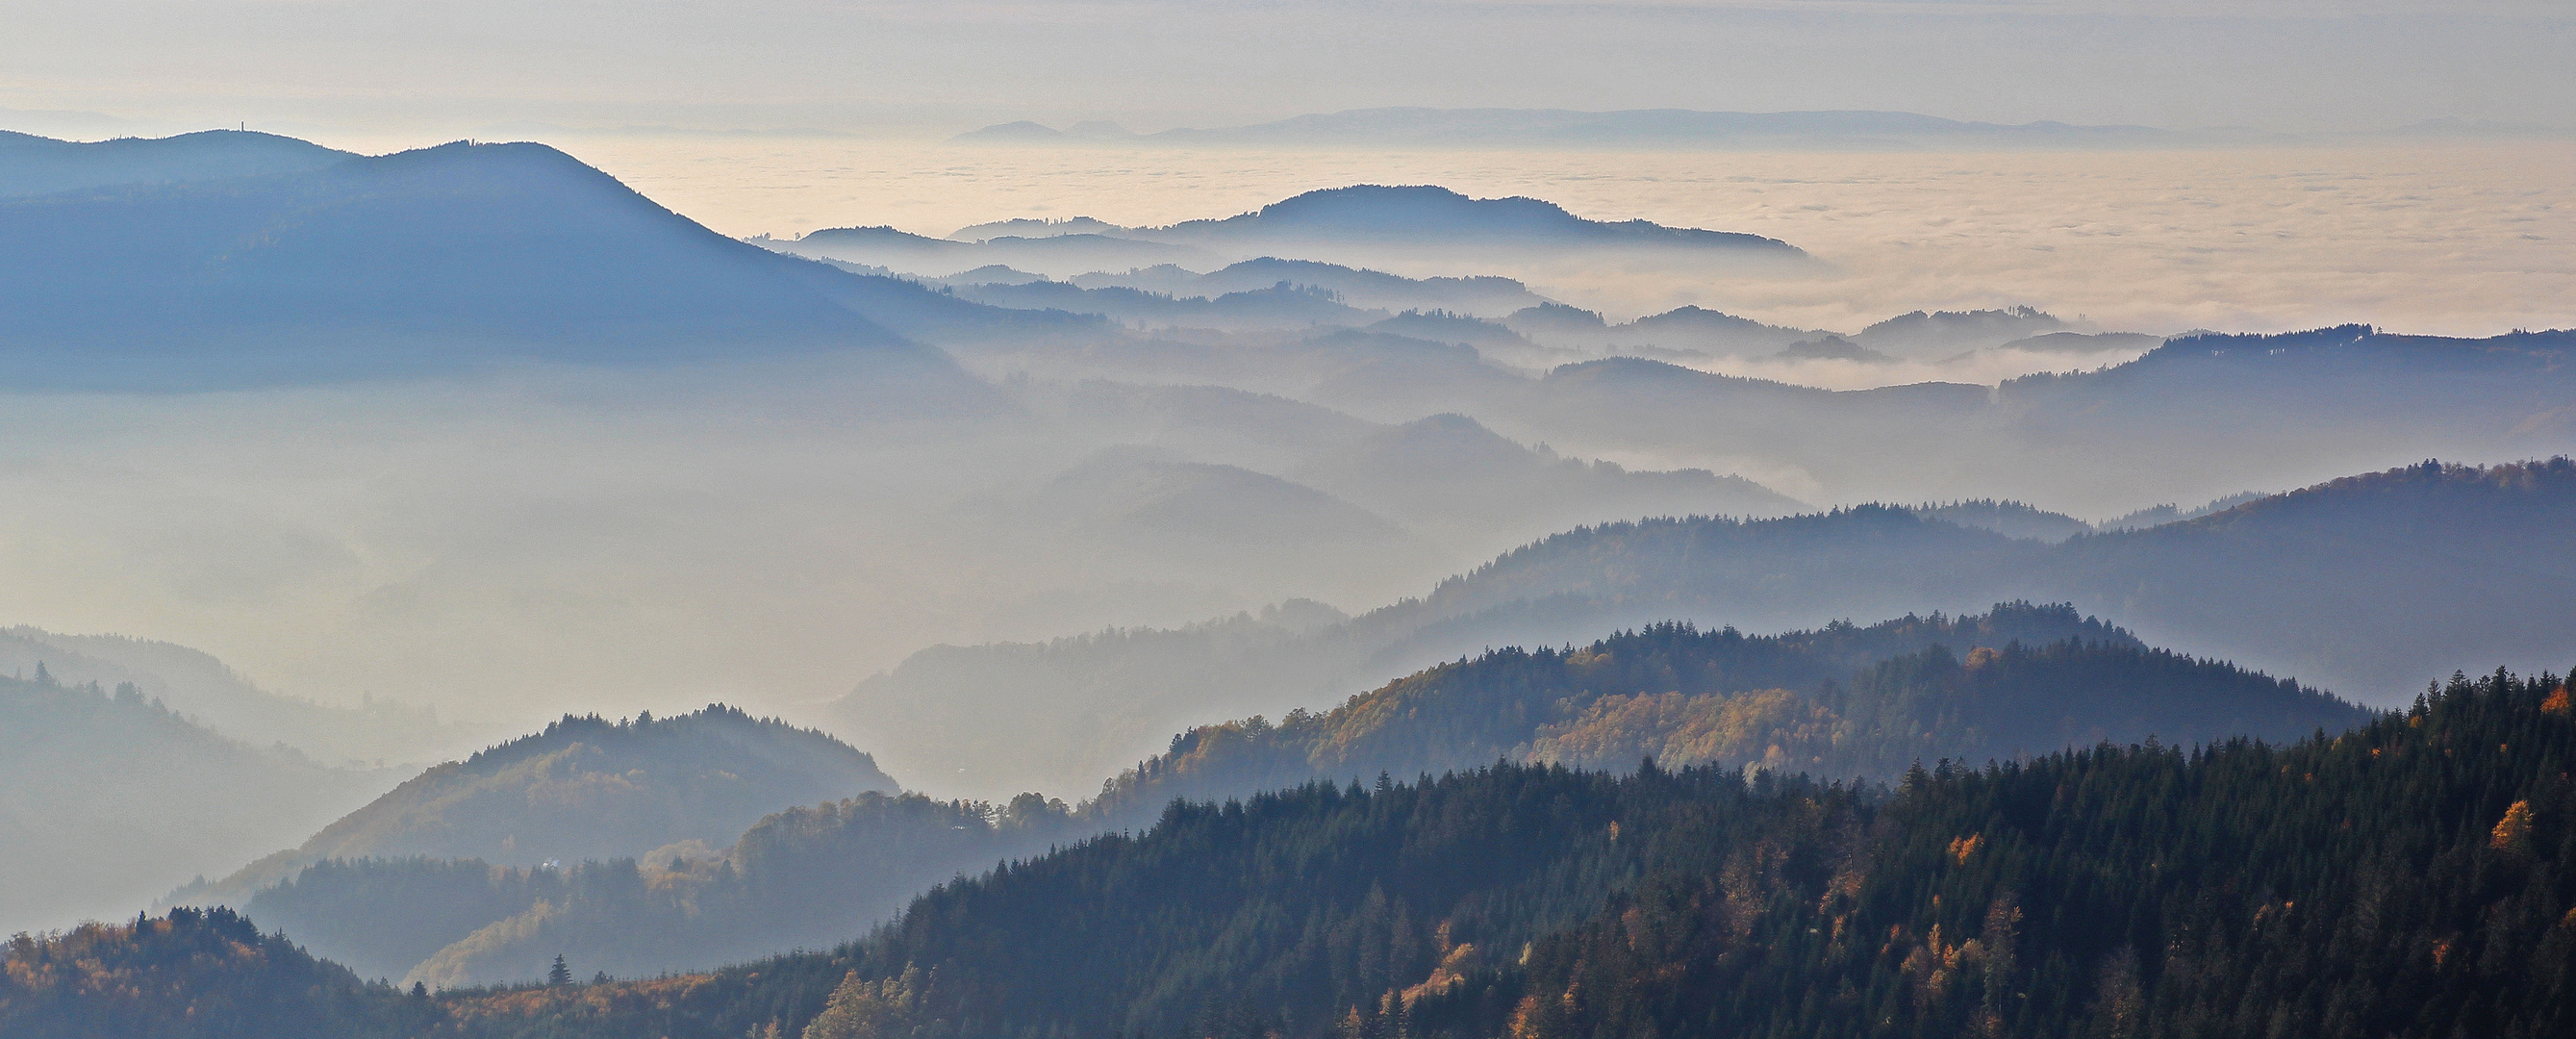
xmin=172 ymin=704 xmax=898 ymax=910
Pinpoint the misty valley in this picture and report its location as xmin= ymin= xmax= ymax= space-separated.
xmin=3 ymin=124 xmax=2573 ymax=1039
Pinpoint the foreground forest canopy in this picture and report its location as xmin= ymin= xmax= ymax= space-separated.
xmin=10 ymin=668 xmax=2571 ymax=1038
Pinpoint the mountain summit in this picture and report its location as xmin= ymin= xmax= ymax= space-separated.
xmin=0 ymin=139 xmax=977 ymax=388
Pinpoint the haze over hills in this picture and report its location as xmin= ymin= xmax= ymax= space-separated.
xmin=0 ymin=626 xmax=490 ymax=767
xmin=0 ymin=671 xmax=396 ymax=935
xmin=830 ymin=458 xmax=2576 ymax=799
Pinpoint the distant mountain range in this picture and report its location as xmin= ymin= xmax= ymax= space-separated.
xmin=761 ymin=185 xmax=1808 ymax=280
xmin=953 ymin=108 xmax=2178 ymax=150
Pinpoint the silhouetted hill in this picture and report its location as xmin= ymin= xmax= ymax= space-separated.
xmin=0 ymin=671 xmax=393 ymax=935
xmin=0 ymin=128 xmax=354 ymax=197
xmin=1142 ymin=185 xmax=1804 ymax=257
xmin=174 ymin=704 xmax=897 ymax=907
xmin=0 ymin=139 xmax=1003 ymax=390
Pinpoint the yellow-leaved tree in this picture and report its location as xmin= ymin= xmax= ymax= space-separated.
xmin=803 ymin=964 xmax=940 ymax=1039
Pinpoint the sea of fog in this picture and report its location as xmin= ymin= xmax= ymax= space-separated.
xmin=321 ymin=134 xmax=2575 ymax=342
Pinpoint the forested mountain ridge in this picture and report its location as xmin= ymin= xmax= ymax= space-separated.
xmin=21 ymin=667 xmax=2569 ymax=1038
xmin=1086 ymin=603 xmax=2365 ymax=821
xmin=0 ymin=128 xmax=355 ymax=198
xmin=172 ymin=705 xmax=897 ymax=911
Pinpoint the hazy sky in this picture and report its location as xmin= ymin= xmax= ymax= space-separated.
xmin=4 ymin=1 xmax=2570 ymax=137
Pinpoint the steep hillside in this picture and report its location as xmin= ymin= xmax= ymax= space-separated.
xmin=178 ymin=705 xmax=897 ymax=906
xmin=0 ymin=672 xmax=393 ymax=935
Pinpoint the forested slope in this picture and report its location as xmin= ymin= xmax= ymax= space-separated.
xmin=1087 ymin=602 xmax=2363 ymax=822
xmin=19 ymin=668 xmax=2569 ymax=1039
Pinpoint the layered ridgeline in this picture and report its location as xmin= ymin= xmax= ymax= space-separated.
xmin=0 ymin=625 xmax=489 ymax=767
xmin=167 ymin=705 xmax=899 ymax=977
xmin=833 ymin=458 xmax=2576 ymax=799
xmin=20 ymin=670 xmax=2575 ymax=1039
xmin=0 ymin=671 xmax=396 ymax=936
xmin=0 ymin=132 xmax=1089 ymax=389
xmin=971 ymin=320 xmax=2576 ymax=511
xmin=230 ymin=604 xmax=2356 ymax=987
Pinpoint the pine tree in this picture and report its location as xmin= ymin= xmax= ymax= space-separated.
xmin=546 ymin=954 xmax=571 ymax=987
